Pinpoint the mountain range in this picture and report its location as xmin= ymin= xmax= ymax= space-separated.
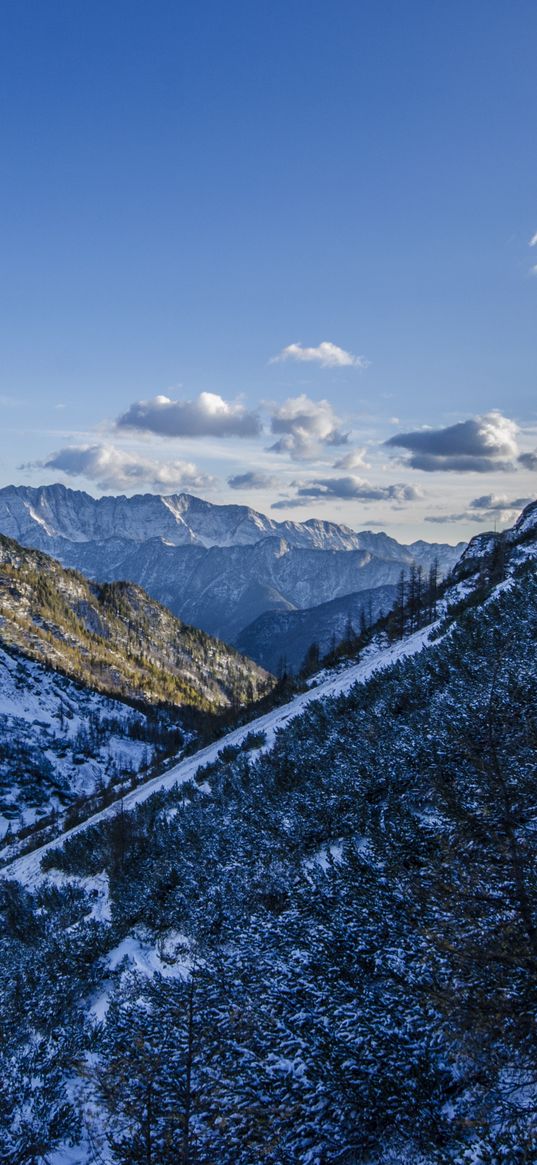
xmin=0 ymin=484 xmax=465 ymax=661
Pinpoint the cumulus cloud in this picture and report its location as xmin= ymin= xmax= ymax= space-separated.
xmin=297 ymin=476 xmax=422 ymax=503
xmin=425 ymin=493 xmax=532 ymax=525
xmin=227 ymin=471 xmax=277 ymax=490
xmin=468 ymin=493 xmax=532 ymax=512
xmin=270 ymin=341 xmax=368 ymax=369
xmin=519 ymin=450 xmax=537 ymax=470
xmin=385 ymin=411 xmax=518 ymax=472
xmin=268 ymin=394 xmax=349 ymax=460
xmin=30 ymin=444 xmax=212 ymax=493
xmin=530 ymin=232 xmax=537 ymax=247
xmin=117 ymin=392 xmax=261 ymax=439
xmin=272 ymin=476 xmax=422 ymax=508
xmin=332 ymin=447 xmax=370 ymax=471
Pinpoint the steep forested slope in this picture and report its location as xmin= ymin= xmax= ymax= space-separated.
xmin=0 ymin=534 xmax=273 ymax=709
xmin=1 ymin=508 xmax=536 ymax=1163
xmin=235 ymin=582 xmax=397 ymax=673
xmin=0 ymin=534 xmax=273 ymax=859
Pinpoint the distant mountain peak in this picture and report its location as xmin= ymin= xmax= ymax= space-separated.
xmin=0 ymin=481 xmax=464 ymax=551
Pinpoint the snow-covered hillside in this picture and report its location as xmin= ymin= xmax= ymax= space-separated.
xmin=4 ymin=499 xmax=536 ymax=885
xmin=2 ymin=623 xmax=434 ymax=887
xmin=0 ymin=643 xmax=171 ymax=851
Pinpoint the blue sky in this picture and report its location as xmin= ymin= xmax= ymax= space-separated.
xmin=1 ymin=0 xmax=536 ymax=540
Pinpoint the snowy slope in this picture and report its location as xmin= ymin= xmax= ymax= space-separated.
xmin=2 ymin=624 xmax=435 ymax=887
xmin=0 ymin=642 xmax=176 ymax=847
xmin=2 ymin=503 xmax=536 ymax=1165
xmin=6 ymin=500 xmax=536 ymax=886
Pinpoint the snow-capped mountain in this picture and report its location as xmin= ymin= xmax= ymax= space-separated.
xmin=0 ymin=484 xmax=465 ymax=643
xmin=0 ymin=483 xmax=369 ymax=550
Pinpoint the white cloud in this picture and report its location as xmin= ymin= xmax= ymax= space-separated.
xmin=31 ymin=444 xmax=213 ymax=493
xmin=425 ymin=493 xmax=533 ymax=525
xmin=529 ymin=232 xmax=537 ymax=247
xmin=117 ymin=392 xmax=261 ymax=438
xmin=270 ymin=341 xmax=368 ymax=368
xmin=269 ymin=394 xmax=349 ymax=460
xmin=273 ymin=475 xmax=423 ymax=508
xmin=386 ymin=411 xmax=519 ymax=472
xmin=468 ymin=493 xmax=532 ymax=512
xmin=332 ymin=447 xmax=370 ymax=471
xmin=228 ymin=471 xmax=277 ymax=490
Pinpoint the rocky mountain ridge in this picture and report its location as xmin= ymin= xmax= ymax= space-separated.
xmin=447 ymin=496 xmax=537 ymax=587
xmin=0 ymin=534 xmax=272 ymax=710
xmin=0 ymin=484 xmax=465 ymax=644
xmin=0 ymin=483 xmax=367 ymax=550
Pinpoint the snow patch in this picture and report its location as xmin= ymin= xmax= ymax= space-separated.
xmin=106 ymin=931 xmax=192 ymax=981
xmin=305 ymin=841 xmax=344 ymax=872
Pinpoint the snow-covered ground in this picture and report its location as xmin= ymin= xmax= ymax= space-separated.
xmin=0 ymin=645 xmax=151 ymax=838
xmin=2 ymin=624 xmax=435 ymax=888
xmin=0 ymin=644 xmax=137 ymax=732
